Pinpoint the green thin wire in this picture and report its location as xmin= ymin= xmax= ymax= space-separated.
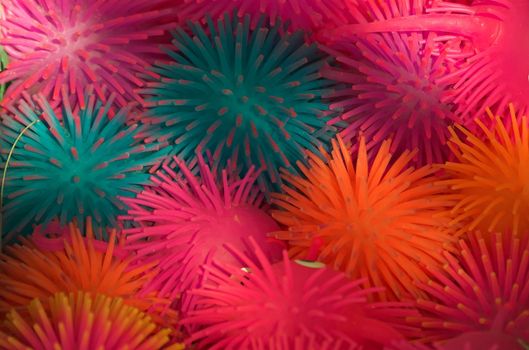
xmin=0 ymin=119 xmax=40 ymax=251
xmin=520 ymin=339 xmax=529 ymax=350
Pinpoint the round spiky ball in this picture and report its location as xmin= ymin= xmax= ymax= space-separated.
xmin=441 ymin=105 xmax=529 ymax=237
xmin=175 ymin=1 xmax=353 ymax=34
xmin=182 ymin=238 xmax=417 ymax=350
xmin=0 ymin=220 xmax=175 ymax=327
xmin=322 ymin=32 xmax=461 ymax=165
xmin=0 ymin=0 xmax=177 ymax=110
xmin=0 ymin=91 xmax=166 ymax=241
xmin=0 ymin=292 xmax=181 ymax=350
xmin=317 ymin=0 xmax=473 ymax=165
xmin=140 ymin=12 xmax=339 ymax=192
xmin=121 ymin=154 xmax=283 ymax=312
xmin=330 ymin=1 xmax=529 ymax=120
xmin=414 ymin=231 xmax=529 ymax=345
xmin=272 ymin=137 xmax=455 ymax=301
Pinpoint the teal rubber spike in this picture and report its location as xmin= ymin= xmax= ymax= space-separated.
xmin=138 ymin=11 xmax=340 ymax=194
xmin=0 ymin=88 xmax=168 ymax=242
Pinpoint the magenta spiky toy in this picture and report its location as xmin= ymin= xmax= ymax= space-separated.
xmin=323 ymin=0 xmax=529 ymax=122
xmin=182 ymin=237 xmax=419 ymax=350
xmin=0 ymin=0 xmax=177 ymax=110
xmin=318 ymin=0 xmax=471 ymax=165
xmin=121 ymin=154 xmax=283 ymax=313
xmin=322 ymin=33 xmax=462 ymax=165
xmin=414 ymin=231 xmax=529 ymax=345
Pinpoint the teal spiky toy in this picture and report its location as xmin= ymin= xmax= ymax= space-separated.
xmin=0 ymin=89 xmax=167 ymax=243
xmin=140 ymin=12 xmax=339 ymax=192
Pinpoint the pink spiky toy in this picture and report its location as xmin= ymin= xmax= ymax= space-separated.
xmin=0 ymin=0 xmax=177 ymax=111
xmin=121 ymin=154 xmax=284 ymax=314
xmin=182 ymin=237 xmax=419 ymax=350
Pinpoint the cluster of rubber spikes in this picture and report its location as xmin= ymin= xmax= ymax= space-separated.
xmin=0 ymin=0 xmax=528 ymax=349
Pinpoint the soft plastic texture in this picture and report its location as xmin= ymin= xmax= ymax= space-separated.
xmin=0 ymin=0 xmax=177 ymax=111
xmin=433 ymin=0 xmax=529 ymax=119
xmin=324 ymin=0 xmax=529 ymax=121
xmin=384 ymin=341 xmax=434 ymax=350
xmin=415 ymin=231 xmax=529 ymax=344
xmin=322 ymin=32 xmax=460 ymax=166
xmin=441 ymin=105 xmax=529 ymax=237
xmin=272 ymin=137 xmax=455 ymax=301
xmin=174 ymin=0 xmax=354 ymax=34
xmin=385 ymin=333 xmax=523 ymax=350
xmin=440 ymin=331 xmax=523 ymax=350
xmin=0 ymin=90 xmax=167 ymax=241
xmin=318 ymin=0 xmax=474 ymax=165
xmin=0 ymin=220 xmax=176 ymax=326
xmin=0 ymin=292 xmax=181 ymax=350
xmin=182 ymin=238 xmax=417 ymax=350
xmin=121 ymin=154 xmax=283 ymax=316
xmin=318 ymin=0 xmax=475 ymax=55
xmin=139 ymin=12 xmax=339 ymax=192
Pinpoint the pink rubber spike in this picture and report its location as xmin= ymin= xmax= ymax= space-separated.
xmin=120 ymin=153 xmax=284 ymax=317
xmin=322 ymin=32 xmax=464 ymax=165
xmin=0 ymin=0 xmax=178 ymax=113
xmin=323 ymin=0 xmax=529 ymax=126
xmin=385 ymin=333 xmax=521 ymax=350
xmin=319 ymin=0 xmax=475 ymax=165
xmin=182 ymin=237 xmax=420 ymax=350
xmin=414 ymin=231 xmax=529 ymax=345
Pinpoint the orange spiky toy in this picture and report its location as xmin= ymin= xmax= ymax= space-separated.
xmin=0 ymin=219 xmax=177 ymax=328
xmin=272 ymin=137 xmax=455 ymax=301
xmin=442 ymin=105 xmax=529 ymax=237
xmin=0 ymin=292 xmax=183 ymax=350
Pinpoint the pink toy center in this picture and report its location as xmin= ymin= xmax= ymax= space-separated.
xmin=47 ymin=17 xmax=94 ymax=63
xmin=247 ymin=263 xmax=323 ymax=338
xmin=197 ymin=206 xmax=283 ymax=266
xmin=248 ymin=263 xmax=403 ymax=347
